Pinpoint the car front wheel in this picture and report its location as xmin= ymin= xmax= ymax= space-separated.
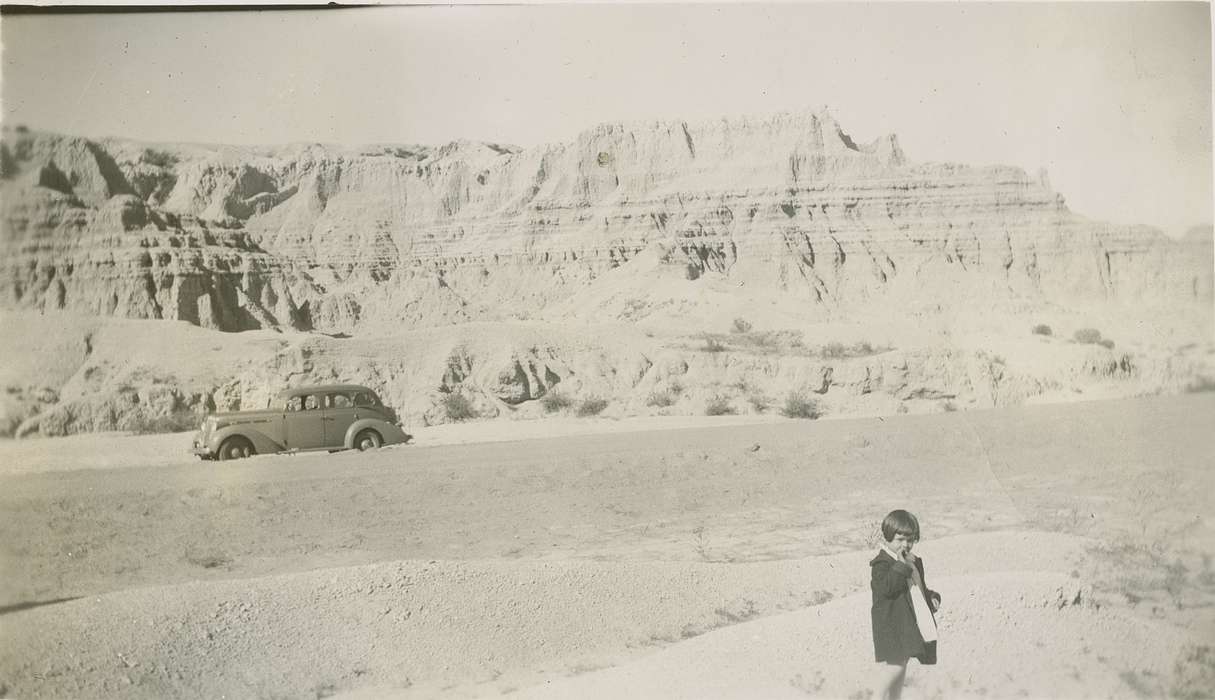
xmin=218 ymin=437 xmax=255 ymax=461
xmin=355 ymin=430 xmax=382 ymax=451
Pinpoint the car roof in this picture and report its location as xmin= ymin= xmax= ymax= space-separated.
xmin=275 ymin=384 xmax=378 ymax=399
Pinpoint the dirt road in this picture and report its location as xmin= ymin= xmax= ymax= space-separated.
xmin=3 ymin=394 xmax=1211 ymax=610
xmin=1 ymin=395 xmax=1213 ymax=698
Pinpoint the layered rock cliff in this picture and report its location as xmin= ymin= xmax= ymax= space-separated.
xmin=4 ymin=111 xmax=1210 ymax=334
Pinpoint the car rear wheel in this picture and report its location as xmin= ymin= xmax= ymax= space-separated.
xmin=218 ymin=437 xmax=255 ymax=461
xmin=355 ymin=430 xmax=382 ymax=451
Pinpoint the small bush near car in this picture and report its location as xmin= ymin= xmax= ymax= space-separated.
xmin=540 ymin=391 xmax=573 ymax=413
xmin=782 ymin=391 xmax=822 ymax=419
xmin=442 ymin=393 xmax=478 ymax=422
xmin=130 ymin=409 xmax=204 ymax=435
xmin=577 ymin=397 xmax=608 ymax=417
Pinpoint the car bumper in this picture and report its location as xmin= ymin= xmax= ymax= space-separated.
xmin=190 ymin=433 xmax=213 ymax=458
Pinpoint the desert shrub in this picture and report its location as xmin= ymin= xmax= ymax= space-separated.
xmin=669 ymin=380 xmax=685 ymax=396
xmin=731 ymin=317 xmax=753 ymax=334
xmin=1185 ymin=376 xmax=1215 ymax=393
xmin=1032 ymin=323 xmax=1053 ymax=336
xmin=704 ymin=396 xmax=735 ymax=416
xmin=577 ymin=397 xmax=608 ymax=417
xmin=647 ymin=390 xmax=677 ymax=408
xmin=441 ymin=393 xmax=478 ymax=422
xmin=141 ymin=148 xmax=179 ymax=168
xmin=540 ymin=391 xmax=572 ymax=413
xmin=703 ymin=335 xmax=727 ymax=353
xmin=1073 ymin=327 xmax=1105 ymax=345
xmin=820 ymin=341 xmax=882 ymax=359
xmin=782 ymin=391 xmax=822 ymax=419
xmin=747 ymin=392 xmax=770 ymax=413
xmin=1099 ymin=338 xmax=1116 ymax=350
xmin=746 ymin=331 xmax=782 ymax=351
xmin=130 ymin=409 xmax=204 ymax=435
xmin=1171 ymin=644 xmax=1215 ymax=700
xmin=942 ymin=400 xmax=957 ymax=413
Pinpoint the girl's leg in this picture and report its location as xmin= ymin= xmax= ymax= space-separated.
xmin=875 ymin=660 xmax=908 ymax=700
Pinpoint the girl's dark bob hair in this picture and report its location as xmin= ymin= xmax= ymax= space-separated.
xmin=881 ymin=510 xmax=920 ymax=542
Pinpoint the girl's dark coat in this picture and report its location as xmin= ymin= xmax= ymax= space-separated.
xmin=870 ymin=549 xmax=941 ymax=664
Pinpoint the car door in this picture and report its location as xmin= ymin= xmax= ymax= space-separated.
xmin=285 ymin=393 xmax=328 ymax=450
xmin=323 ymin=391 xmax=359 ymax=447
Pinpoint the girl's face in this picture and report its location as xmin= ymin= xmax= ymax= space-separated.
xmin=888 ymin=532 xmax=917 ymax=556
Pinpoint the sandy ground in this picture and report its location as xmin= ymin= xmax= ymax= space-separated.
xmin=1 ymin=394 xmax=1213 ymax=698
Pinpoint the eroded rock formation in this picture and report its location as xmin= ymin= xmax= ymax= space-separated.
xmin=4 ymin=111 xmax=1210 ymax=334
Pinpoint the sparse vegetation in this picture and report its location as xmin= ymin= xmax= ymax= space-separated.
xmin=747 ymin=392 xmax=770 ymax=413
xmin=1032 ymin=324 xmax=1053 ymax=336
xmin=576 ymin=397 xmax=608 ymax=417
xmin=1099 ymin=338 xmax=1116 ymax=350
xmin=647 ymin=390 xmax=677 ymax=408
xmin=731 ymin=317 xmax=753 ymax=333
xmin=540 ymin=391 xmax=573 ymax=413
xmin=141 ymin=148 xmax=179 ymax=169
xmin=1170 ymin=644 xmax=1215 ymax=700
xmin=704 ymin=396 xmax=736 ymax=416
xmin=1072 ymin=327 xmax=1107 ymax=345
xmin=129 ymin=409 xmax=204 ymax=435
xmin=781 ymin=391 xmax=822 ymax=419
xmin=703 ymin=334 xmax=727 ymax=353
xmin=441 ymin=393 xmax=479 ymax=422
xmin=942 ymin=400 xmax=958 ymax=413
xmin=1185 ymin=376 xmax=1215 ymax=393
xmin=819 ymin=340 xmax=883 ymax=359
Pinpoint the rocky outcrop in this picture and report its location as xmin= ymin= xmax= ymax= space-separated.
xmin=5 ymin=310 xmax=1210 ymax=438
xmin=3 ymin=111 xmax=1210 ymax=333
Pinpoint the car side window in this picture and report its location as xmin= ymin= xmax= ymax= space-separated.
xmin=304 ymin=395 xmax=320 ymax=411
xmin=329 ymin=393 xmax=353 ymax=409
xmin=286 ymin=396 xmax=303 ymax=412
xmin=352 ymin=392 xmax=374 ymax=407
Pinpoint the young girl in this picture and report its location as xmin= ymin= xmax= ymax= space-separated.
xmin=871 ymin=509 xmax=941 ymax=700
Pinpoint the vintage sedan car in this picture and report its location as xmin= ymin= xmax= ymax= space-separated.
xmin=191 ymin=384 xmax=411 ymax=460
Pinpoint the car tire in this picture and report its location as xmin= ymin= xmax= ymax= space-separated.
xmin=355 ymin=429 xmax=382 ymax=451
xmin=218 ymin=436 xmax=256 ymax=461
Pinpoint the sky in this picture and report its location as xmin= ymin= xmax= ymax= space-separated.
xmin=1 ymin=3 xmax=1211 ymax=236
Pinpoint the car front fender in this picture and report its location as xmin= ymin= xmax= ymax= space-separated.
xmin=208 ymin=425 xmax=286 ymax=456
xmin=344 ymin=419 xmax=410 ymax=449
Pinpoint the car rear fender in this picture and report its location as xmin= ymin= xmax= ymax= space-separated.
xmin=209 ymin=425 xmax=285 ymax=456
xmin=344 ymin=418 xmax=408 ymax=449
